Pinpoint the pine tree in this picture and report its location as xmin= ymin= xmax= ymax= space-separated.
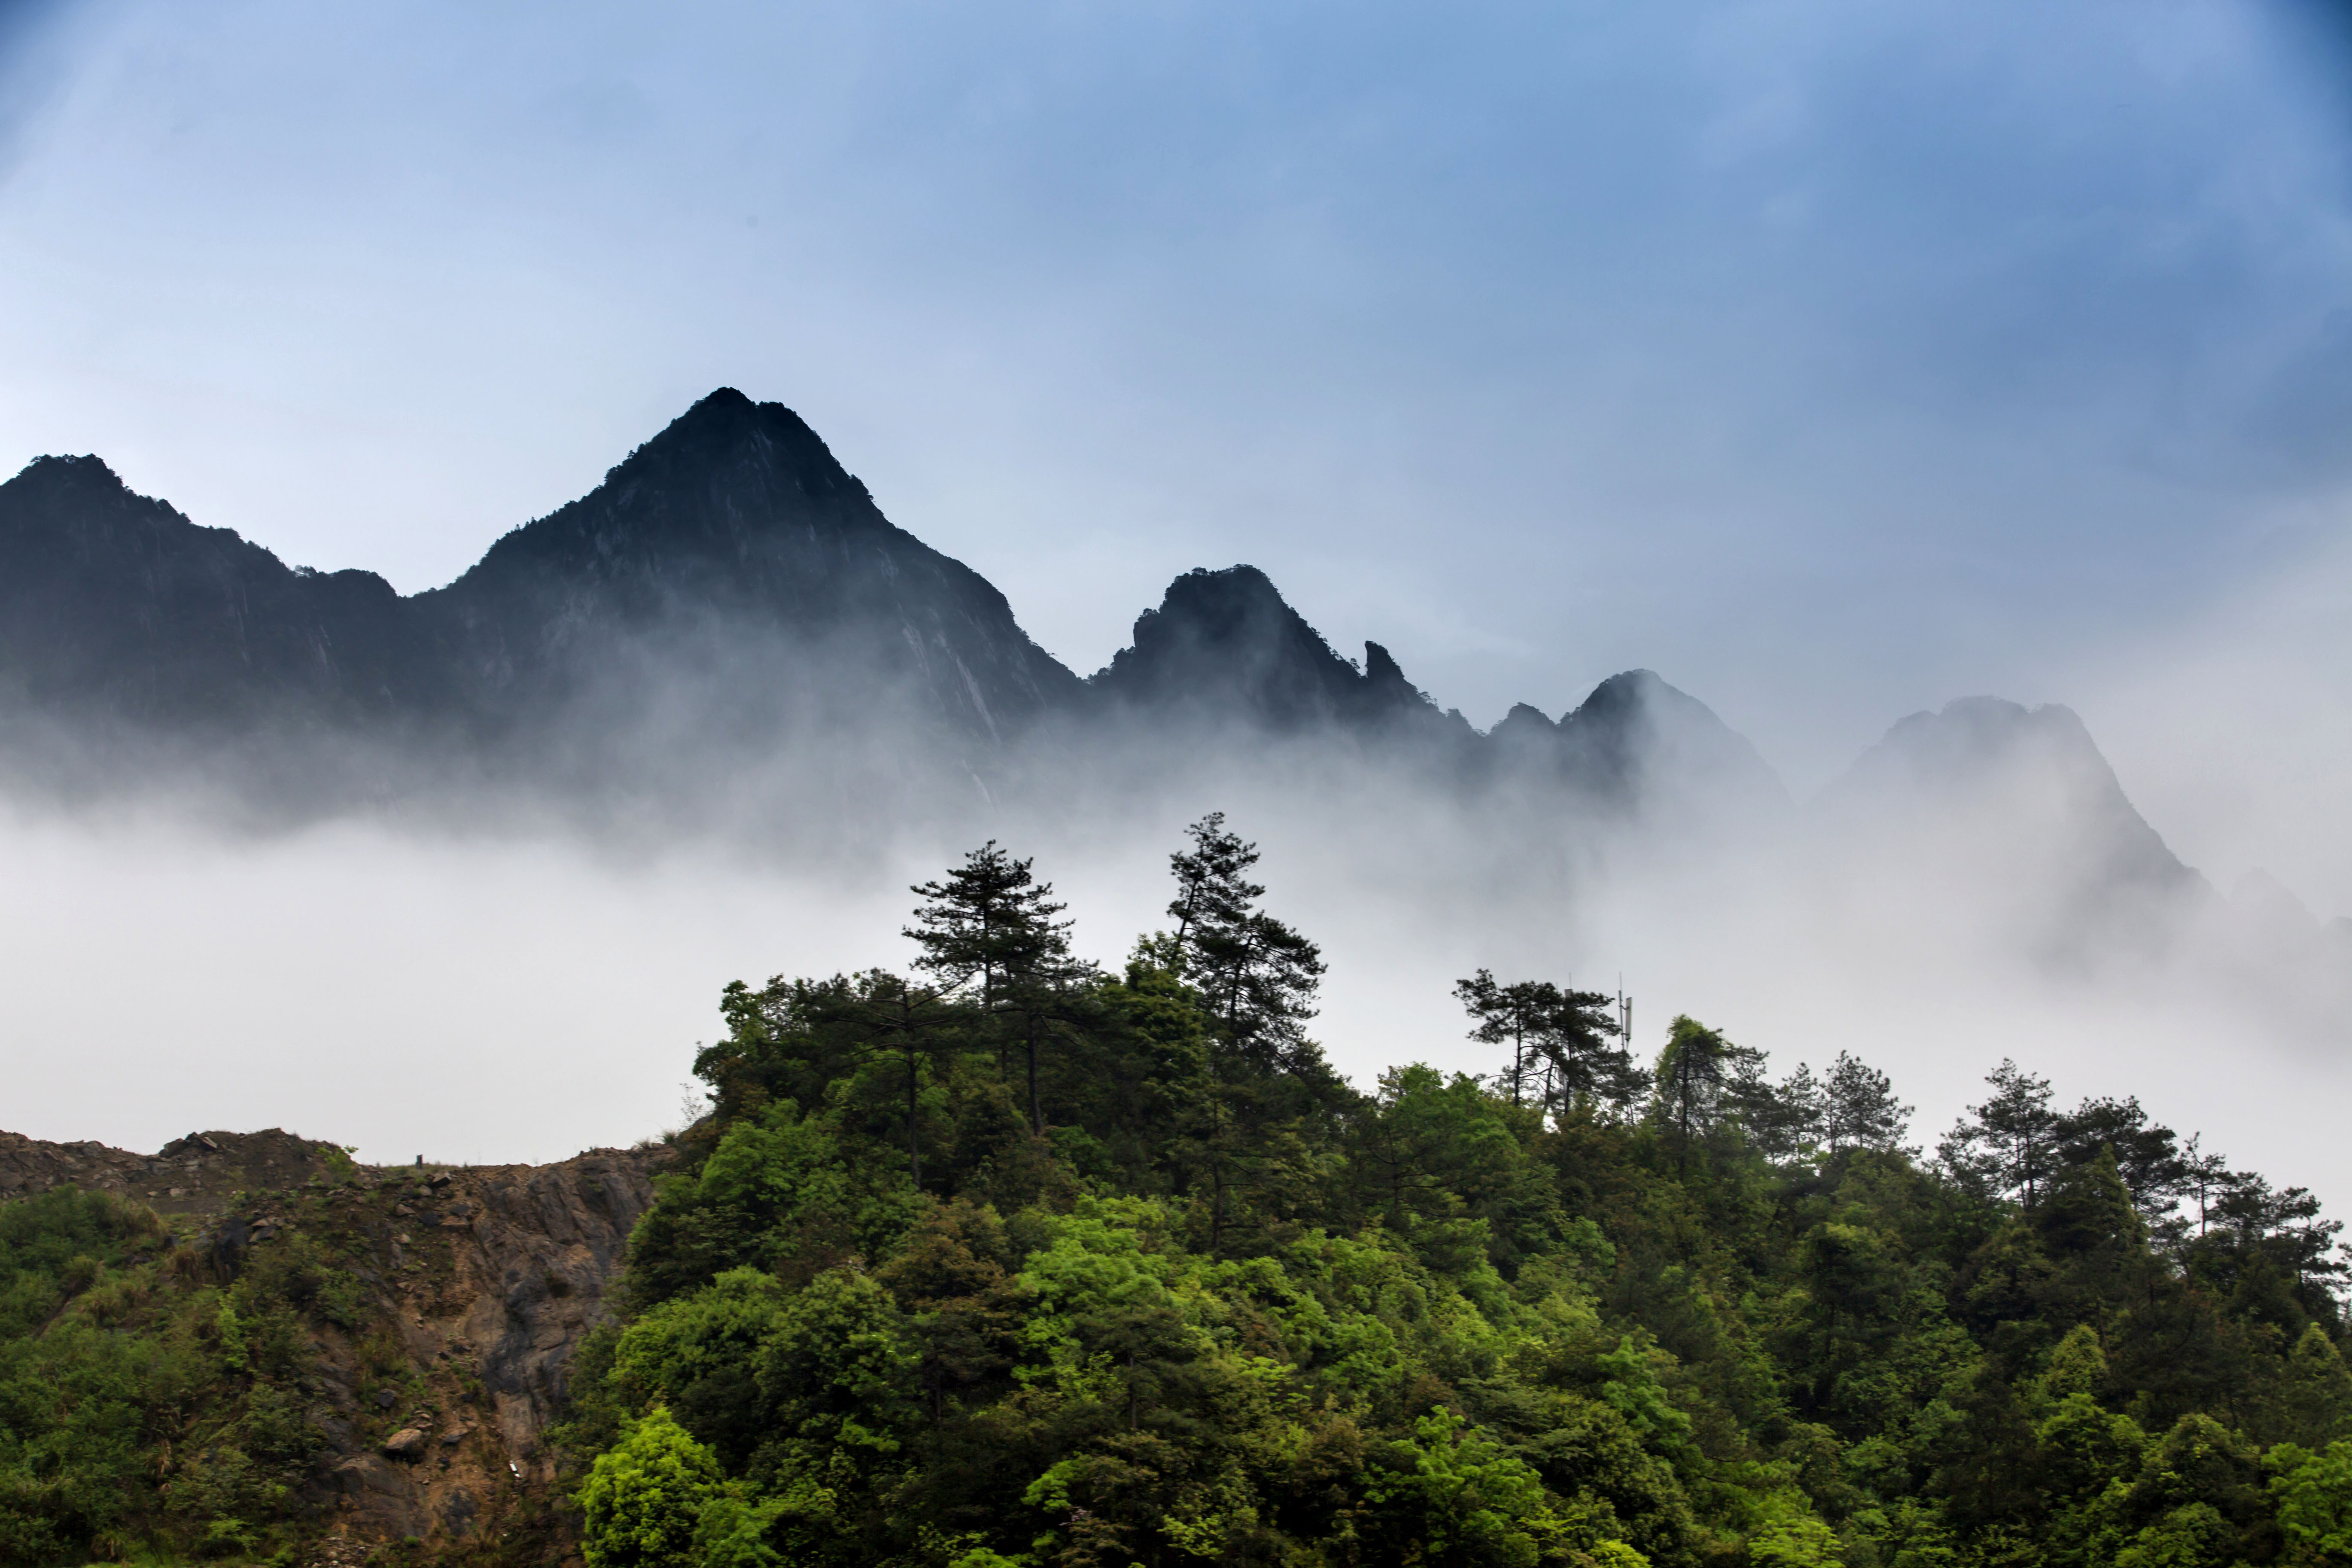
xmin=906 ymin=841 xmax=1082 ymax=1135
xmin=2182 ymin=1134 xmax=2230 ymax=1240
xmin=1454 ymin=970 xmax=1552 ymax=1105
xmin=1938 ymin=1059 xmax=2058 ymax=1206
xmin=2054 ymin=1096 xmax=2189 ymax=1218
xmin=1163 ymin=815 xmax=1324 ymax=1069
xmin=1532 ymin=987 xmax=1643 ymax=1117
xmin=1155 ymin=813 xmax=1334 ymax=1248
xmin=1167 ymin=812 xmax=1263 ymax=958
xmin=1822 ymin=1050 xmax=1914 ymax=1155
xmin=1454 ymin=970 xmax=1636 ymax=1115
xmin=1652 ymin=1015 xmax=1761 ymax=1170
xmin=1199 ymin=909 xmax=1324 ymax=1069
xmin=1731 ymin=1058 xmax=1822 ymax=1160
xmin=905 ymin=841 xmax=1072 ymax=1012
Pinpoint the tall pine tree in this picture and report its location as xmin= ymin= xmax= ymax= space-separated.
xmin=905 ymin=841 xmax=1072 ymax=1012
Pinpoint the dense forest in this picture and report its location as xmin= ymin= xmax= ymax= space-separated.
xmin=560 ymin=818 xmax=2352 ymax=1568
xmin=3 ymin=816 xmax=2349 ymax=1566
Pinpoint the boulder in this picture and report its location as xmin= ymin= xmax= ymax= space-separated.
xmin=382 ymin=1427 xmax=428 ymax=1460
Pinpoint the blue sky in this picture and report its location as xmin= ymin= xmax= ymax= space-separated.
xmin=3 ymin=0 xmax=2351 ymax=875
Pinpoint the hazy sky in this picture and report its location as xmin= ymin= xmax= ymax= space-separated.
xmin=4 ymin=0 xmax=2352 ymax=1170
xmin=5 ymin=1 xmax=2350 ymax=810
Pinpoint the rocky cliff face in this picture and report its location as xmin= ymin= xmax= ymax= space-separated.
xmin=0 ymin=1126 xmax=672 ymax=1562
xmin=0 ymin=1127 xmax=344 ymax=1215
xmin=421 ymin=389 xmax=1083 ymax=752
xmin=1089 ymin=565 xmax=1468 ymax=742
xmin=0 ymin=457 xmax=448 ymax=731
xmin=304 ymin=1146 xmax=668 ymax=1550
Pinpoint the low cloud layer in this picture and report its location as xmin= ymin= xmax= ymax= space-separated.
xmin=6 ymin=663 xmax=2346 ymax=1221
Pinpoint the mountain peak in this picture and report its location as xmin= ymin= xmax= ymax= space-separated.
xmin=591 ymin=388 xmax=866 ymax=510
xmin=1493 ymin=668 xmax=1787 ymax=815
xmin=1822 ymin=695 xmax=2202 ymax=917
xmin=1851 ymin=697 xmax=2120 ymax=801
xmin=1092 ymin=566 xmax=1448 ymax=734
xmin=426 ymin=390 xmax=1080 ymax=741
xmin=447 ymin=391 xmax=895 ymax=599
xmin=16 ymin=452 xmax=122 ymax=483
xmin=3 ymin=454 xmax=146 ymax=515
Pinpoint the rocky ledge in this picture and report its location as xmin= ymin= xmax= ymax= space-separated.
xmin=0 ymin=1125 xmax=678 ymax=1559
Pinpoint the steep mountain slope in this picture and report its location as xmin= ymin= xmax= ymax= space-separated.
xmin=0 ymin=456 xmax=452 ymax=730
xmin=1088 ymin=565 xmax=1469 ymax=743
xmin=1813 ymin=696 xmax=2212 ymax=958
xmin=422 ymin=389 xmax=1082 ymax=749
xmin=1488 ymin=670 xmax=1789 ymax=821
xmin=1080 ymin=569 xmax=1784 ymax=831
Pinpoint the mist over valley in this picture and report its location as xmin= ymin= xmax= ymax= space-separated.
xmin=3 ymin=389 xmax=2344 ymax=1209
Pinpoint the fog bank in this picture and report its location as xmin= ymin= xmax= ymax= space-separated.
xmin=6 ymin=706 xmax=2346 ymax=1221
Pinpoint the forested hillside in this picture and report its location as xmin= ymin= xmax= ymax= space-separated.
xmin=1 ymin=815 xmax=2346 ymax=1566
xmin=0 ymin=1137 xmax=666 ymax=1566
xmin=560 ymin=817 xmax=2352 ymax=1568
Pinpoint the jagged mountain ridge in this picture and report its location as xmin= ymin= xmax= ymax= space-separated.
xmin=0 ymin=392 xmax=1082 ymax=751
xmin=419 ymin=389 xmax=1082 ymax=746
xmin=0 ymin=387 xmax=2221 ymax=926
xmin=0 ymin=389 xmax=1771 ymax=810
xmin=0 ymin=453 xmax=455 ymax=728
xmin=1089 ymin=563 xmax=1467 ymax=739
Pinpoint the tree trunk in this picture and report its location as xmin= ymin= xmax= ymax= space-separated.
xmin=1026 ymin=1017 xmax=1042 ymax=1136
xmin=907 ymin=1036 xmax=922 ymax=1188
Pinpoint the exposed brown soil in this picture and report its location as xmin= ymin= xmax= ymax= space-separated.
xmin=1 ymin=1126 xmax=677 ymax=1565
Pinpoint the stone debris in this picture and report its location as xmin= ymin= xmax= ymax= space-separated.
xmin=0 ymin=1127 xmax=339 ymax=1212
xmin=3 ymin=1124 xmax=672 ymax=1556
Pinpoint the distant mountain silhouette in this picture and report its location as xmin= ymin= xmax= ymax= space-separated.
xmin=1088 ymin=565 xmax=1471 ymax=742
xmin=0 ymin=387 xmax=2213 ymax=952
xmin=1825 ymin=697 xmax=2195 ymax=884
xmin=1813 ymin=696 xmax=2211 ymax=958
xmin=421 ymin=389 xmax=1081 ymax=748
xmin=0 ymin=454 xmax=453 ymax=729
xmin=0 ymin=392 xmax=1782 ymax=817
xmin=1487 ymin=670 xmax=1789 ymax=820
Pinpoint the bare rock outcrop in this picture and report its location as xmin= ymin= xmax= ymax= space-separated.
xmin=0 ymin=1126 xmax=342 ymax=1212
xmin=0 ymin=1125 xmax=677 ymax=1559
xmin=294 ymin=1144 xmax=673 ymax=1547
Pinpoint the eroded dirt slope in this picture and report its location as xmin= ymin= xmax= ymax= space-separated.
xmin=1 ymin=1127 xmax=675 ymax=1563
